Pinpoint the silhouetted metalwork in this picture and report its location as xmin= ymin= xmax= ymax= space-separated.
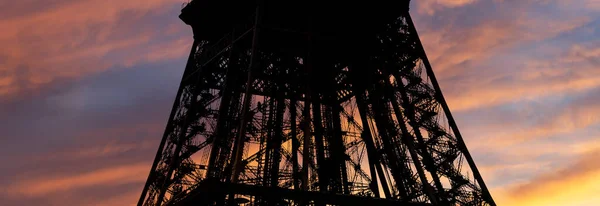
xmin=138 ymin=0 xmax=496 ymax=205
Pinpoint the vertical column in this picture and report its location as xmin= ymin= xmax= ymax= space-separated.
xmin=301 ymin=99 xmax=311 ymax=191
xmin=323 ymin=68 xmax=349 ymax=195
xmin=383 ymin=75 xmax=438 ymax=204
xmin=367 ymin=83 xmax=410 ymax=198
xmin=394 ymin=73 xmax=447 ymax=201
xmin=312 ymin=98 xmax=328 ymax=192
xmin=355 ymin=94 xmax=392 ymax=198
xmin=270 ymin=96 xmax=286 ymax=187
xmin=331 ymin=103 xmax=350 ymax=194
xmin=230 ymin=3 xmax=263 ymax=183
xmin=207 ymin=31 xmax=241 ymax=179
xmin=290 ymin=97 xmax=300 ymax=190
xmin=301 ymin=12 xmax=314 ymax=193
xmin=262 ymin=97 xmax=276 ymax=187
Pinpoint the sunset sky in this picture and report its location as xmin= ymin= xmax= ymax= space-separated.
xmin=1 ymin=0 xmax=599 ymax=205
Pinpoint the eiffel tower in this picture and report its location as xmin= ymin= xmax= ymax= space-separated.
xmin=137 ymin=0 xmax=496 ymax=205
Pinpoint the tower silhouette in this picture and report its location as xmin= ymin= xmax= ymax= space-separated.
xmin=138 ymin=1 xmax=496 ymax=205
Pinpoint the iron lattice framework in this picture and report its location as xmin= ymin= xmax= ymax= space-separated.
xmin=138 ymin=1 xmax=496 ymax=205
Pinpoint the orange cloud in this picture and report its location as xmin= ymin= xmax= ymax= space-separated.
xmin=121 ymin=36 xmax=192 ymax=67
xmin=0 ymin=0 xmax=187 ymax=99
xmin=34 ymin=139 xmax=158 ymax=162
xmin=446 ymin=71 xmax=600 ymax=112
xmin=415 ymin=0 xmax=478 ymax=15
xmin=441 ymin=39 xmax=600 ymax=112
xmin=462 ymin=91 xmax=600 ymax=153
xmin=5 ymin=162 xmax=149 ymax=197
xmin=426 ymin=15 xmax=588 ymax=76
xmin=92 ymin=190 xmax=141 ymax=206
xmin=419 ymin=19 xmax=518 ymax=75
xmin=0 ymin=120 xmax=165 ymax=205
xmin=493 ymin=149 xmax=600 ymax=206
xmin=411 ymin=1 xmax=594 ymax=114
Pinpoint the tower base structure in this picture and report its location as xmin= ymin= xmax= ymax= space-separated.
xmin=137 ymin=1 xmax=496 ymax=206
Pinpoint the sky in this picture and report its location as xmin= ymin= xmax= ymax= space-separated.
xmin=0 ymin=0 xmax=599 ymax=205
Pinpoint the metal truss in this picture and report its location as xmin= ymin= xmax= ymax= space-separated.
xmin=137 ymin=1 xmax=496 ymax=205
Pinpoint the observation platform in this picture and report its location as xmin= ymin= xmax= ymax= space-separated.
xmin=179 ymin=0 xmax=411 ymax=58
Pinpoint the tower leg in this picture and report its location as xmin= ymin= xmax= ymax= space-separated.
xmin=137 ymin=40 xmax=199 ymax=206
xmin=230 ymin=4 xmax=263 ymax=183
xmin=404 ymin=13 xmax=496 ymax=206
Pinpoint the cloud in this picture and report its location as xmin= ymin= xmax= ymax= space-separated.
xmin=414 ymin=0 xmax=590 ymax=82
xmin=493 ymin=149 xmax=600 ymax=206
xmin=439 ymin=37 xmax=600 ymax=112
xmin=0 ymin=58 xmax=185 ymax=206
xmin=91 ymin=190 xmax=141 ymax=206
xmin=456 ymin=83 xmax=600 ymax=153
xmin=410 ymin=0 xmax=596 ymax=114
xmin=457 ymin=89 xmax=600 ymax=200
xmin=0 ymin=0 xmax=191 ymax=200
xmin=31 ymin=129 xmax=160 ymax=162
xmin=0 ymin=59 xmax=182 ymax=152
xmin=445 ymin=68 xmax=600 ymax=112
xmin=0 ymin=0 xmax=189 ymax=98
xmin=4 ymin=163 xmax=149 ymax=197
xmin=414 ymin=0 xmax=479 ymax=15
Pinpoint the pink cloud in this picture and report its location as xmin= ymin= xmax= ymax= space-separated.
xmin=91 ymin=190 xmax=140 ymax=206
xmin=418 ymin=8 xmax=589 ymax=80
xmin=0 ymin=0 xmax=188 ymax=99
xmin=493 ymin=149 xmax=600 ymax=205
xmin=443 ymin=41 xmax=600 ymax=112
xmin=5 ymin=162 xmax=149 ymax=197
xmin=415 ymin=0 xmax=478 ymax=15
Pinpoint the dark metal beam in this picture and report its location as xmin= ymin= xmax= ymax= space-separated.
xmin=404 ymin=12 xmax=496 ymax=206
xmin=394 ymin=72 xmax=447 ymax=203
xmin=355 ymin=93 xmax=392 ymax=199
xmin=137 ymin=40 xmax=199 ymax=206
xmin=231 ymin=3 xmax=263 ymax=183
xmin=384 ymin=76 xmax=439 ymax=204
xmin=290 ymin=97 xmax=300 ymax=190
xmin=175 ymin=180 xmax=432 ymax=206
